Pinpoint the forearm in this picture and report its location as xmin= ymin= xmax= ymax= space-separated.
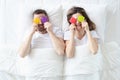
xmin=18 ymin=32 xmax=33 ymax=58
xmin=66 ymin=33 xmax=75 ymax=58
xmin=48 ymin=32 xmax=65 ymax=55
xmin=86 ymin=31 xmax=98 ymax=54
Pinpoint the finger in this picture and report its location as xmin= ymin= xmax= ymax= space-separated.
xmin=44 ymin=25 xmax=47 ymax=29
xmin=33 ymin=24 xmax=38 ymax=28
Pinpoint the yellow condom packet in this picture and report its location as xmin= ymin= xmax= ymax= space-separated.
xmin=33 ymin=18 xmax=41 ymax=24
xmin=77 ymin=15 xmax=85 ymax=22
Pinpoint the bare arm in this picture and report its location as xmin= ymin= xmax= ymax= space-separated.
xmin=82 ymin=21 xmax=98 ymax=54
xmin=86 ymin=30 xmax=98 ymax=54
xmin=65 ymin=24 xmax=76 ymax=58
xmin=18 ymin=32 xmax=33 ymax=58
xmin=18 ymin=24 xmax=38 ymax=58
xmin=49 ymin=32 xmax=65 ymax=55
xmin=65 ymin=35 xmax=75 ymax=58
xmin=44 ymin=22 xmax=65 ymax=55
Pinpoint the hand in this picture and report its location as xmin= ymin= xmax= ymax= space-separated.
xmin=44 ymin=22 xmax=52 ymax=33
xmin=69 ymin=23 xmax=76 ymax=36
xmin=69 ymin=23 xmax=76 ymax=32
xmin=82 ymin=21 xmax=89 ymax=31
xmin=69 ymin=23 xmax=76 ymax=31
xmin=31 ymin=23 xmax=38 ymax=34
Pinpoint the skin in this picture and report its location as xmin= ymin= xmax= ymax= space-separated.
xmin=18 ymin=14 xmax=65 ymax=58
xmin=65 ymin=13 xmax=98 ymax=58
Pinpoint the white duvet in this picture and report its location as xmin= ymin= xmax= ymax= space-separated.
xmin=0 ymin=44 xmax=102 ymax=76
xmin=0 ymin=46 xmax=64 ymax=77
xmin=64 ymin=44 xmax=102 ymax=75
xmin=0 ymin=42 xmax=120 ymax=80
xmin=16 ymin=48 xmax=64 ymax=77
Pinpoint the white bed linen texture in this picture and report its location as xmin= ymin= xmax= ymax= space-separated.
xmin=0 ymin=0 xmax=120 ymax=80
xmin=0 ymin=42 xmax=120 ymax=80
xmin=16 ymin=48 xmax=64 ymax=77
xmin=0 ymin=44 xmax=102 ymax=80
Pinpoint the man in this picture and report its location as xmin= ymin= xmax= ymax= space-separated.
xmin=18 ymin=9 xmax=65 ymax=58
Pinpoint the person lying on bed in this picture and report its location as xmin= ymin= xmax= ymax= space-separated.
xmin=64 ymin=7 xmax=100 ymax=58
xmin=18 ymin=9 xmax=65 ymax=58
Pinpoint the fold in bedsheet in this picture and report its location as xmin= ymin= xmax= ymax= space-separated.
xmin=0 ymin=42 xmax=120 ymax=80
xmin=16 ymin=48 xmax=64 ymax=77
xmin=64 ymin=44 xmax=103 ymax=75
xmin=0 ymin=46 xmax=64 ymax=77
xmin=0 ymin=45 xmax=18 ymax=75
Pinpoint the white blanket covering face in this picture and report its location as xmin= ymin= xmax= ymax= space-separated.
xmin=16 ymin=48 xmax=64 ymax=77
xmin=64 ymin=44 xmax=103 ymax=75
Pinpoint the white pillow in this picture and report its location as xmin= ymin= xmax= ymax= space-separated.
xmin=62 ymin=3 xmax=107 ymax=42
xmin=24 ymin=2 xmax=62 ymax=28
xmin=42 ymin=6 xmax=62 ymax=28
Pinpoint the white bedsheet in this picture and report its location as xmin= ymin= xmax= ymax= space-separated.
xmin=16 ymin=48 xmax=64 ymax=77
xmin=0 ymin=42 xmax=120 ymax=80
xmin=0 ymin=0 xmax=120 ymax=80
xmin=0 ymin=46 xmax=64 ymax=77
xmin=64 ymin=44 xmax=102 ymax=75
xmin=0 ymin=71 xmax=25 ymax=80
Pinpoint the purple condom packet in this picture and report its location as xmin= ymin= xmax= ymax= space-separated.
xmin=41 ymin=16 xmax=48 ymax=24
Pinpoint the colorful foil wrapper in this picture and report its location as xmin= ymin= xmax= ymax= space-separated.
xmin=69 ymin=15 xmax=85 ymax=24
xmin=41 ymin=16 xmax=48 ymax=24
xmin=69 ymin=17 xmax=77 ymax=24
xmin=77 ymin=15 xmax=85 ymax=22
xmin=33 ymin=18 xmax=41 ymax=24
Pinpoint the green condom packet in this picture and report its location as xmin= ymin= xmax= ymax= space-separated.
xmin=77 ymin=15 xmax=85 ymax=22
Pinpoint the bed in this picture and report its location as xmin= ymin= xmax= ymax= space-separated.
xmin=0 ymin=0 xmax=120 ymax=80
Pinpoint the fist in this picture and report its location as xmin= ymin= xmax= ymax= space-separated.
xmin=69 ymin=24 xmax=76 ymax=31
xmin=31 ymin=23 xmax=38 ymax=34
xmin=44 ymin=22 xmax=52 ymax=33
xmin=82 ymin=21 xmax=89 ymax=31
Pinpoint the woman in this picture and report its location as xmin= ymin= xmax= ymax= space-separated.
xmin=63 ymin=6 xmax=102 ymax=80
xmin=18 ymin=9 xmax=65 ymax=58
xmin=64 ymin=7 xmax=100 ymax=58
